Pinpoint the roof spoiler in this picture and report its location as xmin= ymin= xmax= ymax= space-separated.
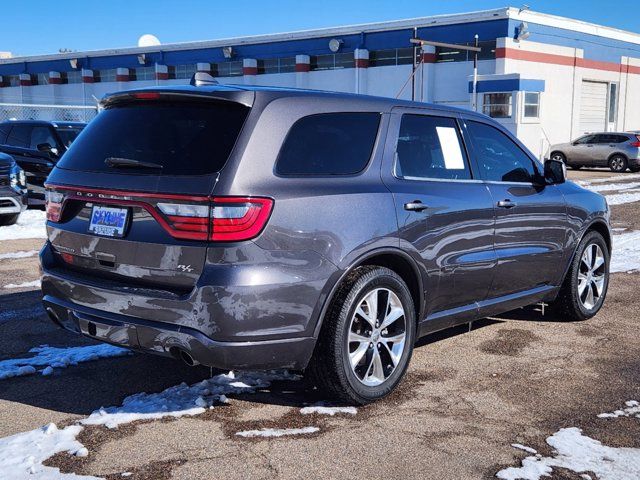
xmin=190 ymin=72 xmax=219 ymax=87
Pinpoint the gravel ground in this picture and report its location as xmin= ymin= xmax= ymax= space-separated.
xmin=0 ymin=169 xmax=638 ymax=480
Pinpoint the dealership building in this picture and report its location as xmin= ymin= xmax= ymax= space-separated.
xmin=0 ymin=7 xmax=639 ymax=158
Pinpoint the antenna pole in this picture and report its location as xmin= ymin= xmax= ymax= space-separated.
xmin=472 ymin=34 xmax=479 ymax=112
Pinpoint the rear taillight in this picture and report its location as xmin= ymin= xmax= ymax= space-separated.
xmin=210 ymin=197 xmax=273 ymax=242
xmin=631 ymin=135 xmax=640 ymax=148
xmin=44 ymin=185 xmax=273 ymax=243
xmin=45 ymin=190 xmax=64 ymax=222
xmin=157 ymin=203 xmax=210 ymax=240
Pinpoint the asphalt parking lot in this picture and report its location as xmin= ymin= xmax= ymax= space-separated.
xmin=1 ymin=168 xmax=639 ymax=480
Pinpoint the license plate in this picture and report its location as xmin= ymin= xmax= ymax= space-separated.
xmin=89 ymin=206 xmax=129 ymax=238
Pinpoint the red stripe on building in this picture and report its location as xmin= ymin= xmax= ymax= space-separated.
xmin=295 ymin=63 xmax=310 ymax=72
xmin=82 ymin=76 xmax=95 ymax=83
xmin=116 ymin=74 xmax=130 ymax=82
xmin=19 ymin=79 xmax=32 ymax=86
xmin=155 ymin=72 xmax=169 ymax=80
xmin=49 ymin=77 xmax=62 ymax=85
xmin=497 ymin=47 xmax=640 ymax=74
xmin=242 ymin=66 xmax=258 ymax=75
xmin=355 ymin=58 xmax=369 ymax=68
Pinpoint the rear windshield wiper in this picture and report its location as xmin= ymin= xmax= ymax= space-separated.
xmin=105 ymin=157 xmax=164 ymax=170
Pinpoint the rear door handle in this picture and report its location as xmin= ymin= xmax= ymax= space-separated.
xmin=404 ymin=200 xmax=429 ymax=212
xmin=497 ymin=199 xmax=517 ymax=209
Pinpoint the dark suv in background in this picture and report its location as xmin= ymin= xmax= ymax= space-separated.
xmin=0 ymin=120 xmax=85 ymax=205
xmin=40 ymin=84 xmax=611 ymax=404
xmin=0 ymin=152 xmax=27 ymax=225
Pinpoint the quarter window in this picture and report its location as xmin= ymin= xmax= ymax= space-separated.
xmin=394 ymin=115 xmax=471 ymax=181
xmin=30 ymin=126 xmax=57 ymax=150
xmin=276 ymin=113 xmax=380 ymax=176
xmin=523 ymin=92 xmax=540 ymax=118
xmin=466 ymin=121 xmax=539 ymax=183
xmin=482 ymin=93 xmax=512 ymax=118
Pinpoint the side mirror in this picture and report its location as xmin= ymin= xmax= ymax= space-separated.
xmin=544 ymin=158 xmax=566 ymax=185
xmin=37 ymin=143 xmax=59 ymax=158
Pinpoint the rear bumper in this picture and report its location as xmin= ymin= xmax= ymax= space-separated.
xmin=42 ymin=295 xmax=316 ymax=370
xmin=39 ymin=241 xmax=336 ymax=370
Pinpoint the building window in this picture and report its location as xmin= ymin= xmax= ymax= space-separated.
xmin=257 ymin=57 xmax=296 ymax=74
xmin=65 ymin=71 xmax=82 ymax=84
xmin=310 ymin=53 xmax=355 ymax=71
xmin=523 ymin=92 xmax=540 ymax=118
xmin=482 ymin=93 xmax=512 ymax=118
xmin=369 ymin=48 xmax=415 ymax=67
xmin=609 ymin=83 xmax=618 ymax=123
xmin=169 ymin=64 xmax=196 ymax=80
xmin=95 ymin=69 xmax=117 ymax=83
xmin=436 ymin=40 xmax=496 ymax=63
xmin=212 ymin=61 xmax=242 ymax=77
xmin=5 ymin=75 xmax=19 ymax=87
xmin=132 ymin=67 xmax=155 ymax=81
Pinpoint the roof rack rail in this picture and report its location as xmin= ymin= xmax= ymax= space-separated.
xmin=190 ymin=72 xmax=219 ymax=87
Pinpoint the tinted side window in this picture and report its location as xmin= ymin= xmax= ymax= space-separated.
xmin=276 ymin=113 xmax=380 ymax=175
xmin=466 ymin=121 xmax=538 ymax=183
xmin=30 ymin=126 xmax=58 ymax=150
xmin=394 ymin=115 xmax=471 ymax=180
xmin=0 ymin=125 xmax=10 ymax=144
xmin=575 ymin=135 xmax=596 ymax=145
xmin=6 ymin=125 xmax=32 ymax=148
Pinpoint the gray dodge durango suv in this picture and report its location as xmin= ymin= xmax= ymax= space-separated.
xmin=40 ymin=83 xmax=611 ymax=404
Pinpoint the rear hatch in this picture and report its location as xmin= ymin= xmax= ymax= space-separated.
xmin=45 ymin=90 xmax=253 ymax=293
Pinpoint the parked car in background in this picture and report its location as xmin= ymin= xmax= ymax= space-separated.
xmin=41 ymin=83 xmax=611 ymax=404
xmin=0 ymin=152 xmax=27 ymax=225
xmin=0 ymin=120 xmax=85 ymax=205
xmin=550 ymin=132 xmax=640 ymax=172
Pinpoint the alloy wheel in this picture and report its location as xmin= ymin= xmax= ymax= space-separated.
xmin=610 ymin=157 xmax=625 ymax=171
xmin=347 ymin=288 xmax=407 ymax=386
xmin=577 ymin=243 xmax=606 ymax=310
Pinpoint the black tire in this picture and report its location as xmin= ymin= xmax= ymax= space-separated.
xmin=569 ymin=165 xmax=582 ymax=170
xmin=551 ymin=231 xmax=609 ymax=321
xmin=0 ymin=214 xmax=19 ymax=226
xmin=550 ymin=152 xmax=567 ymax=164
xmin=308 ymin=266 xmax=416 ymax=405
xmin=609 ymin=155 xmax=628 ymax=173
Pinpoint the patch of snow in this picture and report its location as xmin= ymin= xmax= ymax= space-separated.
xmin=3 ymin=279 xmax=41 ymax=289
xmin=300 ymin=404 xmax=357 ymax=416
xmin=0 ymin=210 xmax=47 ymax=241
xmin=0 ymin=305 xmax=44 ymax=324
xmin=0 ymin=423 xmax=100 ymax=479
xmin=604 ymin=190 xmax=640 ymax=206
xmin=598 ymin=400 xmax=640 ymax=419
xmin=496 ymin=427 xmax=640 ymax=480
xmin=0 ymin=344 xmax=131 ymax=380
xmin=577 ymin=173 xmax=640 ymax=186
xmin=0 ymin=249 xmax=39 ymax=260
xmin=82 ymin=370 xmax=299 ymax=429
xmin=512 ymin=443 xmax=538 ymax=455
xmin=611 ymin=231 xmax=640 ymax=273
xmin=612 ymin=227 xmax=627 ymax=232
xmin=586 ymin=181 xmax=640 ymax=193
xmin=236 ymin=426 xmax=319 ymax=438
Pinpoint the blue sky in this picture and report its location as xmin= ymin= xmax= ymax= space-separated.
xmin=1 ymin=0 xmax=635 ymax=56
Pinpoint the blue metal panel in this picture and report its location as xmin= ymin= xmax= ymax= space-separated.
xmin=0 ymin=20 xmax=508 ymax=76
xmin=508 ymin=19 xmax=640 ymax=63
xmin=469 ymin=78 xmax=545 ymax=93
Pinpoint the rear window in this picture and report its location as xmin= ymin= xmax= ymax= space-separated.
xmin=57 ymin=101 xmax=250 ymax=175
xmin=275 ymin=113 xmax=380 ymax=175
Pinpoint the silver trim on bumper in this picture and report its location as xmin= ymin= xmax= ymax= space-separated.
xmin=0 ymin=197 xmax=24 ymax=215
